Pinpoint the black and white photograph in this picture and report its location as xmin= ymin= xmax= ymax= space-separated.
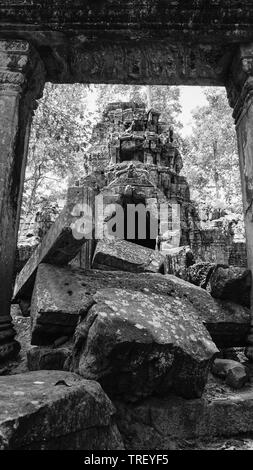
xmin=0 ymin=0 xmax=253 ymax=457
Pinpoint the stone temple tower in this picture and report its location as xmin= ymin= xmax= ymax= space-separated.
xmin=76 ymin=101 xmax=201 ymax=253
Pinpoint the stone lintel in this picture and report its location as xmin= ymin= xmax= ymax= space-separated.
xmin=0 ymin=37 xmax=232 ymax=85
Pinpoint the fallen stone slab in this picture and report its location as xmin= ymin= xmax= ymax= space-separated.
xmin=210 ymin=265 xmax=252 ymax=307
xmin=71 ymin=286 xmax=218 ymax=401
xmin=226 ymin=367 xmax=248 ymax=389
xmin=0 ymin=370 xmax=123 ymax=450
xmin=92 ymin=238 xmax=165 ymax=273
xmin=115 ymin=380 xmax=253 ymax=449
xmin=212 ymin=359 xmax=249 ymax=389
xmin=30 ymin=264 xmax=251 ymax=348
xmin=186 ymin=262 xmax=216 ymax=290
xmin=212 ymin=358 xmax=245 ymax=378
xmin=13 ymin=186 xmax=95 ymax=303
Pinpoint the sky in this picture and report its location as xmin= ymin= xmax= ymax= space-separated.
xmin=179 ymin=86 xmax=208 ymax=136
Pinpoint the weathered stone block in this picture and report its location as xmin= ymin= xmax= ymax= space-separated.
xmin=226 ymin=366 xmax=248 ymax=389
xmin=212 ymin=358 xmax=244 ymax=378
xmin=212 ymin=359 xmax=249 ymax=389
xmin=71 ymin=287 xmax=218 ymax=401
xmin=13 ymin=186 xmax=95 ymax=302
xmin=159 ymin=275 xmax=251 ymax=348
xmin=210 ymin=265 xmax=252 ymax=307
xmin=0 ymin=370 xmax=123 ymax=450
xmin=92 ymin=238 xmax=165 ymax=273
xmin=30 ymin=264 xmax=97 ymax=346
xmin=115 ymin=381 xmax=253 ymax=449
xmin=163 ymin=246 xmax=195 ymax=278
xmin=191 ymin=223 xmax=234 ymax=265
xmin=30 ymin=264 xmax=251 ymax=349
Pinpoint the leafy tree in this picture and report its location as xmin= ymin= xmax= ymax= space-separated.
xmin=22 ymin=83 xmax=97 ymax=219
xmin=182 ymin=88 xmax=242 ymax=220
xmin=144 ymin=86 xmax=182 ymax=129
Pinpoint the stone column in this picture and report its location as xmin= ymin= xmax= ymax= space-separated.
xmin=0 ymin=40 xmax=45 ymax=361
xmin=226 ymin=43 xmax=253 ymax=359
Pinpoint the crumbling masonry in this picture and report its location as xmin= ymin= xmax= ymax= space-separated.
xmin=2 ymin=1 xmax=253 ymax=450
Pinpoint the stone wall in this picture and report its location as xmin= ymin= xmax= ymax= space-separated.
xmin=191 ymin=219 xmax=247 ymax=267
xmin=229 ymin=242 xmax=247 ymax=268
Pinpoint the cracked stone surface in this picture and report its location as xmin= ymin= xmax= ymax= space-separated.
xmin=92 ymin=238 xmax=165 ymax=273
xmin=0 ymin=370 xmax=123 ymax=450
xmin=70 ymin=286 xmax=217 ymax=401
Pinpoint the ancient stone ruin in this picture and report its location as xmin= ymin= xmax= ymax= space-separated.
xmin=4 ymin=101 xmax=252 ymax=450
xmin=2 ymin=0 xmax=253 ymax=451
xmin=81 ymin=102 xmax=246 ymax=266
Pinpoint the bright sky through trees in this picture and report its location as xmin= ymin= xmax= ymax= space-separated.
xmin=179 ymin=86 xmax=208 ymax=136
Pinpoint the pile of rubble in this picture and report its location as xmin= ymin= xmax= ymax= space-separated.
xmin=5 ymin=198 xmax=251 ymax=449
